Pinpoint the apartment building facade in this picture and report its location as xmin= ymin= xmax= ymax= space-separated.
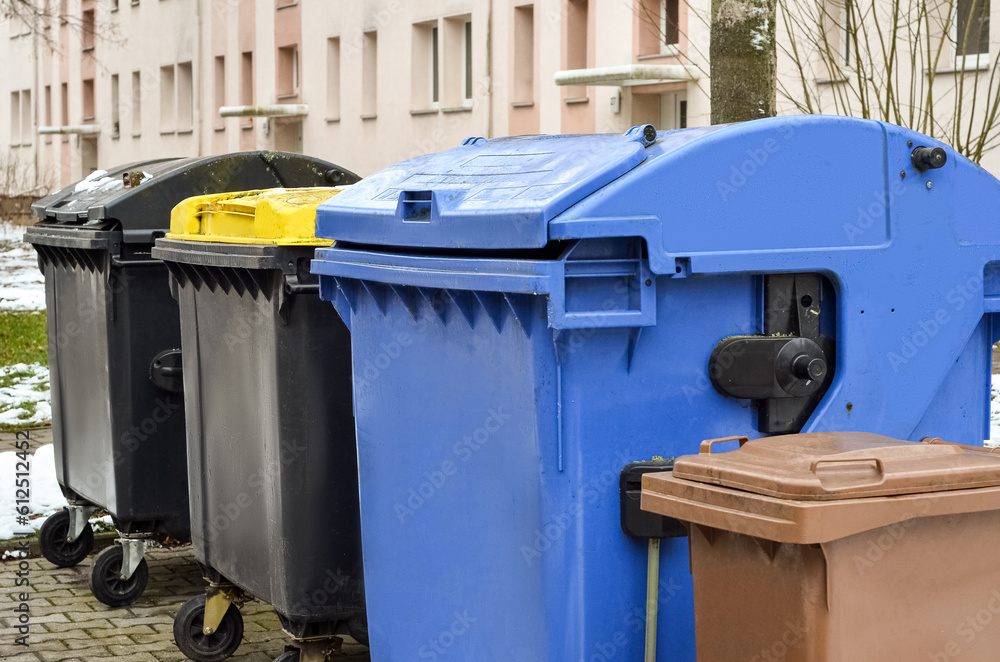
xmin=1 ymin=0 xmax=996 ymax=191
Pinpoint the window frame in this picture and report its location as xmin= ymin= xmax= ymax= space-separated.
xmin=952 ymin=0 xmax=991 ymax=70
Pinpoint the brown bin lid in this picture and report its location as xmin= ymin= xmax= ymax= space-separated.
xmin=672 ymin=431 xmax=1000 ymax=501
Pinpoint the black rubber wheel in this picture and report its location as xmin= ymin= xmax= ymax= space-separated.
xmin=347 ymin=614 xmax=369 ymax=647
xmin=39 ymin=508 xmax=94 ymax=568
xmin=173 ymin=595 xmax=244 ymax=662
xmin=274 ymin=651 xmax=300 ymax=662
xmin=89 ymin=545 xmax=150 ymax=607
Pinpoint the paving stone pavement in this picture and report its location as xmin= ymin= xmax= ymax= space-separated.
xmin=0 ymin=427 xmax=53 ymax=453
xmin=1 ymin=544 xmax=370 ymax=662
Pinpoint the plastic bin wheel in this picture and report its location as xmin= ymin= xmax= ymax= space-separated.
xmin=38 ymin=509 xmax=94 ymax=568
xmin=173 ymin=594 xmax=244 ymax=662
xmin=347 ymin=614 xmax=369 ymax=647
xmin=89 ymin=545 xmax=150 ymax=607
xmin=273 ymin=651 xmax=299 ymax=662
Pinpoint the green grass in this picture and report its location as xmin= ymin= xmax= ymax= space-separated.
xmin=0 ymin=310 xmax=47 ymax=367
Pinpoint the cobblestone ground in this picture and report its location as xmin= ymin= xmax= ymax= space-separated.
xmin=1 ymin=511 xmax=369 ymax=662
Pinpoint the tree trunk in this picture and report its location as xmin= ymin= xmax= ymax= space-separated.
xmin=710 ymin=0 xmax=778 ymax=124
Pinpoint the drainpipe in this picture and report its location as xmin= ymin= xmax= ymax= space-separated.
xmin=486 ymin=0 xmax=493 ymax=139
xmin=196 ymin=0 xmax=203 ymax=156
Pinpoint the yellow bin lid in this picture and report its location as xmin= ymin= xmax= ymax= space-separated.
xmin=167 ymin=187 xmax=344 ymax=246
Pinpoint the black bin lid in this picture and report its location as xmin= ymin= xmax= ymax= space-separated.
xmin=30 ymin=152 xmax=357 ymax=244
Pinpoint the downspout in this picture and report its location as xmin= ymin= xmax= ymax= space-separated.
xmin=33 ymin=18 xmax=40 ymax=189
xmin=195 ymin=0 xmax=203 ymax=157
xmin=486 ymin=0 xmax=493 ymax=139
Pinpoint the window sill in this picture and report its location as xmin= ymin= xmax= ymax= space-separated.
xmin=160 ymin=129 xmax=176 ymax=136
xmin=82 ymin=46 xmax=95 ymax=53
xmin=638 ymin=48 xmax=680 ymax=61
xmin=241 ymin=122 xmax=254 ymax=130
xmin=511 ymin=101 xmax=534 ymax=108
xmin=214 ymin=125 xmax=226 ymax=132
xmin=816 ymin=76 xmax=849 ymax=85
xmin=131 ymin=133 xmax=141 ymax=139
xmin=44 ymin=138 xmax=52 ymax=145
xmin=82 ymin=116 xmax=96 ymax=122
xmin=928 ymin=63 xmax=990 ymax=75
xmin=360 ymin=114 xmax=377 ymax=120
xmin=276 ymin=92 xmax=299 ymax=100
xmin=564 ymin=97 xmax=590 ymax=105
xmin=442 ymin=105 xmax=473 ymax=114
xmin=325 ymin=117 xmax=341 ymax=123
xmin=276 ymin=1 xmax=298 ymax=8
xmin=177 ymin=129 xmax=193 ymax=135
xmin=111 ymin=134 xmax=120 ymax=140
xmin=410 ymin=108 xmax=439 ymax=116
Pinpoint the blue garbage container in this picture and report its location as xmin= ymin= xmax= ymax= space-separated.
xmin=310 ymin=116 xmax=1000 ymax=660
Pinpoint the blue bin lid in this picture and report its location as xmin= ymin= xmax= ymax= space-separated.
xmin=316 ymin=126 xmax=665 ymax=249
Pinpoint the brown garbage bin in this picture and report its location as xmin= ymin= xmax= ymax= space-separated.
xmin=641 ymin=432 xmax=1000 ymax=662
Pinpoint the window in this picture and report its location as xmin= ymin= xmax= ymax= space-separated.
xmin=513 ymin=5 xmax=534 ymax=103
xmin=277 ymin=45 xmax=299 ymax=98
xmin=160 ymin=65 xmax=175 ymax=131
xmin=839 ymin=0 xmax=852 ymax=67
xmin=362 ymin=30 xmax=377 ymax=118
xmin=661 ymin=0 xmax=679 ymax=52
xmin=442 ymin=15 xmax=472 ymax=107
xmin=82 ymin=9 xmax=95 ymax=50
xmin=10 ymin=92 xmax=19 ymax=146
xmin=20 ymin=90 xmax=31 ymax=144
xmin=131 ymin=71 xmax=141 ymax=136
xmin=821 ymin=0 xmax=851 ymax=69
xmin=111 ymin=74 xmax=119 ymax=137
xmin=177 ymin=62 xmax=193 ymax=131
xmin=565 ymin=0 xmax=589 ymax=100
xmin=44 ymin=85 xmax=52 ymax=129
xmin=464 ymin=20 xmax=472 ymax=101
xmin=431 ymin=26 xmax=440 ymax=104
xmin=82 ymin=78 xmax=95 ymax=121
xmin=955 ymin=0 xmax=990 ymax=68
xmin=326 ymin=37 xmax=341 ymax=119
xmin=412 ymin=22 xmax=439 ymax=110
xmin=660 ymin=92 xmax=687 ymax=130
xmin=240 ymin=51 xmax=254 ymax=128
xmin=214 ymin=56 xmax=226 ymax=130
xmin=566 ymin=0 xmax=588 ymax=69
xmin=60 ymin=82 xmax=68 ymax=126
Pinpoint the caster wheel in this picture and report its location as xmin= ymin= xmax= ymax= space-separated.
xmin=274 ymin=651 xmax=300 ymax=662
xmin=39 ymin=509 xmax=94 ymax=568
xmin=173 ymin=595 xmax=244 ymax=662
xmin=89 ymin=545 xmax=149 ymax=607
xmin=347 ymin=614 xmax=369 ymax=647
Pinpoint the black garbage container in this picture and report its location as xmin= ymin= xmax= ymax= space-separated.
xmin=152 ymin=187 xmax=366 ymax=662
xmin=25 ymin=153 xmax=353 ymax=608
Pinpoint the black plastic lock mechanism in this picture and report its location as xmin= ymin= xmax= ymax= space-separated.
xmin=709 ymin=274 xmax=835 ymax=434
xmin=149 ymin=349 xmax=183 ymax=393
xmin=620 ymin=460 xmax=687 ymax=539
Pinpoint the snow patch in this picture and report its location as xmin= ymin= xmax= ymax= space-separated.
xmin=0 ymin=363 xmax=51 ymax=427
xmin=73 ymin=170 xmax=122 ymax=195
xmin=0 ymin=443 xmax=68 ymax=540
xmin=0 ymin=220 xmax=46 ymax=312
xmin=990 ymin=373 xmax=1000 ymax=446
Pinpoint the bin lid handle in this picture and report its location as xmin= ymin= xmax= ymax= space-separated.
xmin=699 ymin=436 xmax=750 ymax=454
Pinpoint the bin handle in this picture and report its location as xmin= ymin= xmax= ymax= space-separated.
xmin=809 ymin=457 xmax=885 ymax=476
xmin=699 ymin=436 xmax=749 ymax=454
